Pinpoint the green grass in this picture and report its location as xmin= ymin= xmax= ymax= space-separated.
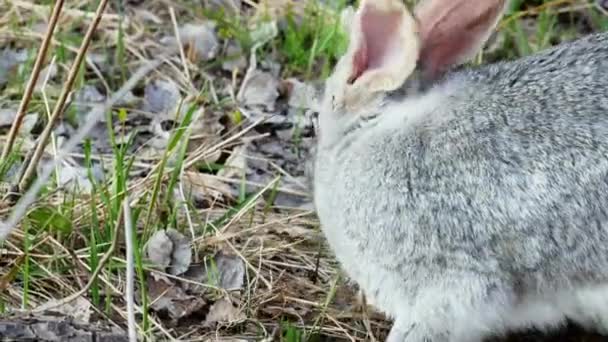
xmin=275 ymin=0 xmax=349 ymax=78
xmin=496 ymin=0 xmax=608 ymax=60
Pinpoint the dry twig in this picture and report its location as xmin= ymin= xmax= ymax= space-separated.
xmin=18 ymin=0 xmax=110 ymax=192
xmin=0 ymin=0 xmax=65 ymax=163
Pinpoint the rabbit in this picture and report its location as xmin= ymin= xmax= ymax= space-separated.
xmin=312 ymin=0 xmax=608 ymax=341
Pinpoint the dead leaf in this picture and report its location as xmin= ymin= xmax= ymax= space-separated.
xmin=36 ymin=160 xmax=97 ymax=193
xmin=217 ymin=144 xmax=247 ymax=179
xmin=222 ymin=42 xmax=247 ymax=72
xmin=268 ymin=223 xmax=318 ymax=240
xmin=143 ymin=79 xmax=181 ymax=115
xmin=34 ymin=64 xmax=57 ymax=93
xmin=146 ymin=230 xmax=173 ymax=270
xmin=252 ymin=0 xmax=306 ymax=22
xmin=265 ymin=303 xmax=311 ymax=320
xmin=178 ymin=23 xmax=220 ymax=62
xmin=70 ymin=85 xmax=107 ymax=126
xmin=0 ymin=48 xmax=27 ymax=88
xmin=135 ymin=9 xmax=163 ymax=24
xmin=186 ymin=108 xmax=224 ymax=149
xmin=20 ymin=113 xmax=38 ymax=135
xmin=0 ymin=108 xmax=17 ymax=127
xmin=55 ymin=163 xmax=95 ymax=192
xmin=283 ymin=78 xmax=322 ymax=112
xmin=147 ymin=119 xmax=173 ymax=152
xmin=75 ymin=84 xmax=105 ymax=103
xmin=204 ymin=298 xmax=245 ymax=327
xmin=35 ymin=297 xmax=92 ymax=324
xmin=272 ymin=174 xmax=310 ymax=207
xmin=145 ymin=101 xmax=223 ymax=164
xmin=211 ymin=252 xmax=245 ymax=290
xmin=165 ymin=229 xmax=192 ymax=276
xmin=248 ymin=20 xmax=278 ymax=47
xmin=182 ymin=171 xmax=236 ymax=204
xmin=114 ymin=90 xmax=140 ymax=107
xmin=87 ymin=52 xmax=111 ymax=73
xmin=183 ymin=251 xmax=245 ymax=293
xmin=1 ymin=161 xmax=22 ymax=184
xmin=238 ymin=70 xmax=280 ymax=111
xmin=207 ymin=0 xmax=241 ymax=15
xmin=146 ymin=228 xmax=192 ymax=275
xmin=147 ymin=274 xmax=206 ymax=320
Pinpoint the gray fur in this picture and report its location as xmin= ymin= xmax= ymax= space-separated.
xmin=314 ymin=32 xmax=608 ymax=341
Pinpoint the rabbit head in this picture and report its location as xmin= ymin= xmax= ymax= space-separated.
xmin=318 ymin=0 xmax=508 ymax=145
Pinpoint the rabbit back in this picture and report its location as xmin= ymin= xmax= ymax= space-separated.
xmin=314 ymin=31 xmax=608 ymax=301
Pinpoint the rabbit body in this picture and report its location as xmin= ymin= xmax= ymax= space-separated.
xmin=314 ymin=31 xmax=608 ymax=342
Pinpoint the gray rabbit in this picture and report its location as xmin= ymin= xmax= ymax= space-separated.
xmin=312 ymin=0 xmax=608 ymax=341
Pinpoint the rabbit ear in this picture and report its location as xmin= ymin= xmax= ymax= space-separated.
xmin=342 ymin=0 xmax=419 ymax=94
xmin=414 ymin=0 xmax=507 ymax=80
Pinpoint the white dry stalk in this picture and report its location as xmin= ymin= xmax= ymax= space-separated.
xmin=168 ymin=6 xmax=192 ymax=84
xmin=40 ymin=56 xmax=61 ymax=189
xmin=0 ymin=59 xmax=163 ymax=242
xmin=236 ymin=45 xmax=259 ymax=103
xmin=172 ymin=107 xmax=201 ymax=257
xmin=123 ymin=196 xmax=137 ymax=342
xmin=178 ymin=177 xmax=195 ymax=241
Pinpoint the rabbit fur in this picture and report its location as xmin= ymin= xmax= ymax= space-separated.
xmin=312 ymin=0 xmax=608 ymax=341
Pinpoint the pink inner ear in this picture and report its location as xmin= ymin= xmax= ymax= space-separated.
xmin=416 ymin=0 xmax=506 ymax=80
xmin=348 ymin=39 xmax=368 ymax=84
xmin=348 ymin=6 xmax=403 ymax=84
